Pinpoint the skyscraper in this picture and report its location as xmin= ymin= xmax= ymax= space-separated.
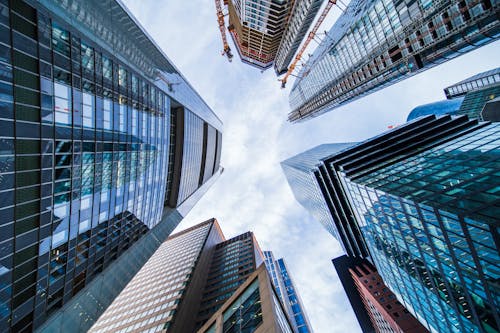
xmin=335 ymin=255 xmax=429 ymax=333
xmin=332 ymin=256 xmax=376 ymax=333
xmin=0 ymin=1 xmax=222 ymax=332
xmin=283 ymin=114 xmax=500 ymax=332
xmin=194 ymin=230 xmax=264 ymax=328
xmin=225 ymin=0 xmax=324 ymax=72
xmin=408 ymin=67 xmax=500 ymax=121
xmin=90 ymin=219 xmax=273 ymax=332
xmin=264 ymin=251 xmax=313 ymax=333
xmin=197 ymin=264 xmax=296 ymax=333
xmin=281 ymin=143 xmax=369 ymax=258
xmin=288 ymin=0 xmax=500 ymax=122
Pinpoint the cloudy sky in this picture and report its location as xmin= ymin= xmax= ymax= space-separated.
xmin=122 ymin=0 xmax=499 ymax=331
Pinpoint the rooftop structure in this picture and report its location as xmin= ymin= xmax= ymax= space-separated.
xmin=408 ymin=67 xmax=500 ymax=122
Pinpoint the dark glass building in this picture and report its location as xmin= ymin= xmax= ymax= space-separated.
xmin=198 ymin=265 xmax=296 ymax=333
xmin=194 ymin=230 xmax=264 ymax=328
xmin=90 ymin=219 xmax=269 ymax=333
xmin=284 ymin=115 xmax=500 ymax=333
xmin=288 ymin=0 xmax=500 ymax=122
xmin=0 ymin=1 xmax=223 ymax=332
xmin=408 ymin=67 xmax=500 ymax=121
xmin=264 ymin=251 xmax=313 ymax=333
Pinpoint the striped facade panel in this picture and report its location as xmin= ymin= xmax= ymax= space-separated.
xmin=202 ymin=124 xmax=217 ymax=184
xmin=177 ymin=110 xmax=204 ymax=204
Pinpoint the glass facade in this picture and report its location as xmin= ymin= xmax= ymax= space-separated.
xmin=273 ymin=0 xmax=324 ymax=75
xmin=408 ymin=67 xmax=500 ymax=122
xmin=196 ymin=232 xmax=262 ymax=327
xmin=406 ymin=98 xmax=463 ymax=121
xmin=90 ymin=221 xmax=215 ymax=333
xmin=288 ymin=0 xmax=500 ymax=122
xmin=198 ymin=266 xmax=296 ymax=333
xmin=263 ymin=251 xmax=314 ymax=333
xmin=321 ymin=116 xmax=499 ymax=333
xmin=281 ymin=143 xmax=370 ymax=258
xmin=222 ymin=279 xmax=263 ymax=333
xmin=0 ymin=1 xmax=222 ymax=332
xmin=281 ymin=143 xmax=354 ymax=244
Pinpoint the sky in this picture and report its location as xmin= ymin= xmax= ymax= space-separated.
xmin=122 ymin=0 xmax=500 ymax=331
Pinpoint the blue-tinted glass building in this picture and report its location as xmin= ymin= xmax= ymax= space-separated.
xmin=263 ymin=251 xmax=313 ymax=333
xmin=408 ymin=67 xmax=500 ymax=121
xmin=288 ymin=0 xmax=500 ymax=122
xmin=284 ymin=115 xmax=500 ymax=333
xmin=281 ymin=143 xmax=371 ymax=259
xmin=0 ymin=0 xmax=223 ymax=332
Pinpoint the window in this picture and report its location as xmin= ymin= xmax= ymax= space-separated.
xmin=102 ymin=55 xmax=112 ymax=81
xmin=82 ymin=92 xmax=94 ymax=127
xmin=54 ymin=82 xmax=71 ymax=125
xmin=119 ymin=102 xmax=126 ymax=132
xmin=103 ymin=98 xmax=112 ymax=130
xmin=81 ymin=42 xmax=94 ymax=73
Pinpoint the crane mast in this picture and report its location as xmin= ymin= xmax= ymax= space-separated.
xmin=215 ymin=0 xmax=233 ymax=61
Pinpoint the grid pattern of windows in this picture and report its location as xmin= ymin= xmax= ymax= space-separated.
xmin=288 ymin=0 xmax=499 ymax=122
xmin=227 ymin=0 xmax=289 ymax=69
xmin=264 ymin=251 xmax=313 ymax=333
xmin=196 ymin=233 xmax=258 ymax=327
xmin=336 ymin=121 xmax=500 ymax=333
xmin=222 ymin=279 xmax=263 ymax=333
xmin=281 ymin=143 xmax=356 ymax=250
xmin=0 ymin=2 xmax=171 ymax=331
xmin=0 ymin=1 xmax=222 ymax=332
xmin=274 ymin=0 xmax=323 ymax=74
xmin=286 ymin=115 xmax=499 ymax=333
xmin=89 ymin=222 xmax=212 ymax=333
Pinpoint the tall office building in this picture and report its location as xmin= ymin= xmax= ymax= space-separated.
xmin=408 ymin=67 xmax=500 ymax=121
xmin=332 ymin=256 xmax=376 ymax=333
xmin=194 ymin=230 xmax=264 ymax=328
xmin=226 ymin=0 xmax=324 ymax=72
xmin=264 ymin=251 xmax=313 ymax=333
xmin=90 ymin=219 xmax=270 ymax=332
xmin=281 ymin=143 xmax=370 ymax=258
xmin=198 ymin=265 xmax=296 ymax=333
xmin=0 ymin=1 xmax=223 ymax=332
xmin=283 ymin=114 xmax=500 ymax=332
xmin=334 ymin=255 xmax=429 ymax=333
xmin=288 ymin=0 xmax=500 ymax=122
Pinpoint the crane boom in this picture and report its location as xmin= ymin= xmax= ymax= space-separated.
xmin=280 ymin=0 xmax=337 ymax=88
xmin=215 ymin=0 xmax=233 ymax=61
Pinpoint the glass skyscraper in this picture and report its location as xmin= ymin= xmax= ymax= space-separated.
xmin=288 ymin=0 xmax=500 ymax=122
xmin=0 ymin=1 xmax=222 ymax=332
xmin=408 ymin=67 xmax=500 ymax=121
xmin=281 ymin=143 xmax=370 ymax=258
xmin=283 ymin=114 xmax=500 ymax=333
xmin=263 ymin=251 xmax=313 ymax=333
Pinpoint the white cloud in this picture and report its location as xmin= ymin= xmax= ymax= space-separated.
xmin=123 ymin=0 xmax=500 ymax=331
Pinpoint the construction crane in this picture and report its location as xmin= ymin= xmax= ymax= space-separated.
xmin=279 ymin=0 xmax=338 ymax=88
xmin=215 ymin=0 xmax=233 ymax=61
